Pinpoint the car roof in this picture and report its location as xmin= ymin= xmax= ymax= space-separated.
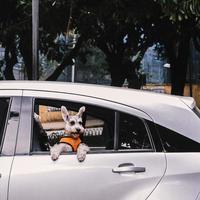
xmin=0 ymin=81 xmax=199 ymax=142
xmin=0 ymin=80 xmax=194 ymax=107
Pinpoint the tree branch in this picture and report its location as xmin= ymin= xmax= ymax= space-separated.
xmin=44 ymin=35 xmax=84 ymax=81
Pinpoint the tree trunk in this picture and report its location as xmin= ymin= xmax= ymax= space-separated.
xmin=108 ymin=56 xmax=125 ymax=87
xmin=45 ymin=36 xmax=83 ymax=81
xmin=127 ymin=61 xmax=141 ymax=89
xmin=188 ymin=62 xmax=193 ymax=97
xmin=4 ymin=33 xmax=17 ymax=80
xmin=171 ymin=33 xmax=190 ymax=95
xmin=19 ymin=31 xmax=32 ymax=80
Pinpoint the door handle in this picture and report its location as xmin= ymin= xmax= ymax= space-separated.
xmin=112 ymin=163 xmax=145 ymax=173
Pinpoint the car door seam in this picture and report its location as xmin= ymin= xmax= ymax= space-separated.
xmin=145 ymin=153 xmax=167 ymax=200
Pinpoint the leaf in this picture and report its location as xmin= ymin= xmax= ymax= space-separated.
xmin=178 ymin=14 xmax=182 ymax=21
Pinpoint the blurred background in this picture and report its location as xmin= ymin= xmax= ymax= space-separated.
xmin=1 ymin=0 xmax=200 ymax=105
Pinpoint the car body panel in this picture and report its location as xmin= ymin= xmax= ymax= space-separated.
xmin=0 ymin=82 xmax=200 ymax=200
xmin=0 ymin=157 xmax=14 ymax=200
xmin=147 ymin=153 xmax=200 ymax=200
xmin=9 ymin=153 xmax=166 ymax=200
xmin=0 ymin=89 xmax=22 ymax=97
xmin=0 ymin=94 xmax=22 ymax=200
xmin=23 ymin=90 xmax=153 ymax=120
xmin=196 ymin=193 xmax=200 ymax=200
xmin=9 ymin=92 xmax=166 ymax=200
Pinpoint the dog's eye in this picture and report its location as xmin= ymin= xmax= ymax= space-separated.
xmin=70 ymin=121 xmax=75 ymax=125
xmin=79 ymin=121 xmax=83 ymax=125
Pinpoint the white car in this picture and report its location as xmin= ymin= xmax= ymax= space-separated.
xmin=0 ymin=81 xmax=200 ymax=200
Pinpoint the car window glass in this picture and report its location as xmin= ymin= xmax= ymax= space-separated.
xmin=119 ymin=112 xmax=152 ymax=150
xmin=32 ymin=99 xmax=114 ymax=152
xmin=157 ymin=124 xmax=200 ymax=152
xmin=0 ymin=98 xmax=10 ymax=150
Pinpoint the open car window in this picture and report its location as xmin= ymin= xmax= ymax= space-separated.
xmin=32 ymin=98 xmax=153 ymax=153
xmin=32 ymin=99 xmax=115 ymax=152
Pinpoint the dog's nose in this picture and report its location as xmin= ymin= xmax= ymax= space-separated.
xmin=76 ymin=128 xmax=81 ymax=132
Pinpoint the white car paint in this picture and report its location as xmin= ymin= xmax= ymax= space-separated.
xmin=147 ymin=153 xmax=200 ymax=200
xmin=9 ymin=153 xmax=166 ymax=200
xmin=0 ymin=81 xmax=200 ymax=200
xmin=0 ymin=90 xmax=22 ymax=200
xmin=0 ymin=157 xmax=14 ymax=200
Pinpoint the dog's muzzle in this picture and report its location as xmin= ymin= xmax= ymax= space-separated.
xmin=65 ymin=131 xmax=82 ymax=138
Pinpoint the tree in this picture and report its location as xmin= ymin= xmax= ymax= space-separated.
xmin=155 ymin=0 xmax=200 ymax=95
xmin=44 ymin=0 xmax=162 ymax=87
xmin=0 ymin=0 xmax=33 ymax=79
xmin=1 ymin=0 xmax=161 ymax=85
xmin=1 ymin=0 xmax=200 ymax=96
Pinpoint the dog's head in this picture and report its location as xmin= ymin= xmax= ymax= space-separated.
xmin=61 ymin=106 xmax=85 ymax=138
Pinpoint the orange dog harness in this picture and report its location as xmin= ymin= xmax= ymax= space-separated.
xmin=60 ymin=136 xmax=81 ymax=152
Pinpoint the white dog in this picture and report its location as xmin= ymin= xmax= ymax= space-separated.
xmin=50 ymin=106 xmax=89 ymax=162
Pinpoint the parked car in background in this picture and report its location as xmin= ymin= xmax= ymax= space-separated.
xmin=1 ymin=81 xmax=200 ymax=200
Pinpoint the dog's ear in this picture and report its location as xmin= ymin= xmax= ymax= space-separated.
xmin=61 ymin=106 xmax=69 ymax=122
xmin=77 ymin=106 xmax=85 ymax=118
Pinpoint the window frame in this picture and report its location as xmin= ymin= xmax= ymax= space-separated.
xmin=116 ymin=111 xmax=155 ymax=152
xmin=156 ymin=123 xmax=200 ymax=152
xmin=32 ymin=98 xmax=116 ymax=152
xmin=1 ymin=97 xmax=21 ymax=156
xmin=16 ymin=92 xmax=159 ymax=155
xmin=0 ymin=97 xmax=12 ymax=154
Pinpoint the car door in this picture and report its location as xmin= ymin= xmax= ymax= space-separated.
xmin=9 ymin=91 xmax=166 ymax=200
xmin=0 ymin=92 xmax=22 ymax=200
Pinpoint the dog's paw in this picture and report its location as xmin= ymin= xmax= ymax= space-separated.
xmin=34 ymin=113 xmax=41 ymax=122
xmin=77 ymin=152 xmax=86 ymax=162
xmin=51 ymin=152 xmax=59 ymax=161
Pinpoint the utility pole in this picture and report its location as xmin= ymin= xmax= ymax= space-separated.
xmin=71 ymin=58 xmax=75 ymax=82
xmin=32 ymin=0 xmax=39 ymax=80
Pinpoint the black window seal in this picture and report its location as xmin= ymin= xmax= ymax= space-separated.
xmin=114 ymin=111 xmax=119 ymax=150
xmin=142 ymin=119 xmax=156 ymax=152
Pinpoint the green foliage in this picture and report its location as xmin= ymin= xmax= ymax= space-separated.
xmin=156 ymin=0 xmax=200 ymax=22
xmin=76 ymin=43 xmax=109 ymax=77
xmin=0 ymin=0 xmax=200 ymax=90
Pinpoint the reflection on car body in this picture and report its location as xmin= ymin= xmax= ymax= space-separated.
xmin=0 ymin=81 xmax=200 ymax=200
